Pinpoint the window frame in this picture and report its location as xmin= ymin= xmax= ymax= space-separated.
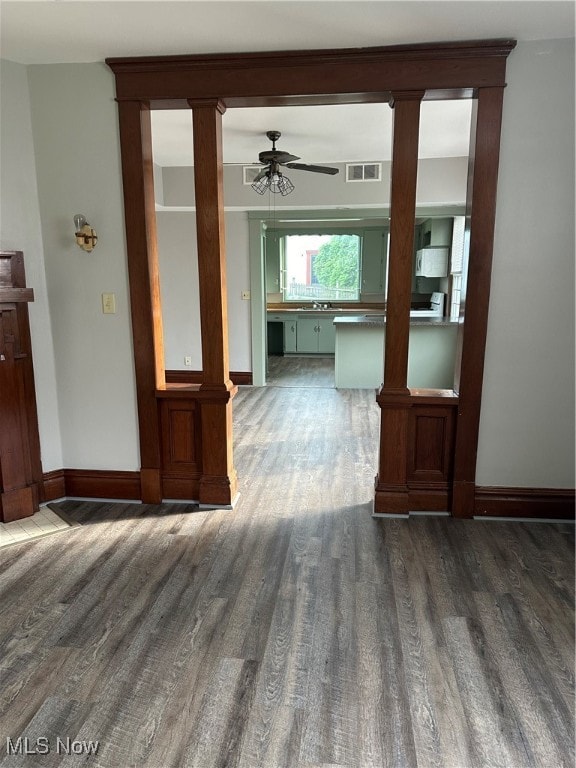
xmin=271 ymin=226 xmax=364 ymax=303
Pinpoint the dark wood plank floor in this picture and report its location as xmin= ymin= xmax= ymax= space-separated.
xmin=0 ymin=382 xmax=574 ymax=767
xmin=266 ymin=355 xmax=335 ymax=388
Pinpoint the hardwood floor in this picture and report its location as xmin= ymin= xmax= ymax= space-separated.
xmin=0 ymin=384 xmax=574 ymax=767
xmin=266 ymin=355 xmax=335 ymax=388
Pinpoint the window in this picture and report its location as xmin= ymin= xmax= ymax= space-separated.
xmin=282 ymin=233 xmax=361 ymax=302
xmin=345 ymin=163 xmax=382 ymax=182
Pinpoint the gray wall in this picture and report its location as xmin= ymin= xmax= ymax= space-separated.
xmin=160 ymin=156 xmax=468 ymax=209
xmin=0 ymin=59 xmax=63 ymax=471
xmin=476 ymin=37 xmax=575 ymax=486
xmin=27 ymin=62 xmax=140 ymax=470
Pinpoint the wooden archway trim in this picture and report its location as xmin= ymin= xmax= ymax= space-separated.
xmin=107 ymin=39 xmax=516 ymax=512
xmin=107 ymin=40 xmax=514 ymax=106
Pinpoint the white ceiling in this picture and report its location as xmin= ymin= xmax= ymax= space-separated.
xmin=151 ymin=100 xmax=473 ymax=166
xmin=1 ymin=1 xmax=573 ymax=167
xmin=1 ymin=1 xmax=573 ymax=65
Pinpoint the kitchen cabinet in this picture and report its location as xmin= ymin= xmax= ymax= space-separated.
xmin=266 ymin=311 xmax=337 ymax=354
xmin=317 ymin=318 xmax=336 ymax=353
xmin=297 ymin=316 xmax=336 ymax=353
xmin=296 ymin=317 xmax=318 ymax=352
xmin=284 ymin=319 xmax=297 ymax=352
xmin=421 ymin=217 xmax=453 ymax=248
xmin=267 ymin=313 xmax=298 ymax=354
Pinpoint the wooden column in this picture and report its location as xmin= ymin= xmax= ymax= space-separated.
xmin=374 ymin=91 xmax=423 ymax=515
xmin=383 ymin=92 xmax=424 ymax=393
xmin=117 ymin=100 xmax=164 ymax=503
xmin=452 ymin=87 xmax=506 ymax=518
xmin=190 ymin=99 xmax=238 ymax=506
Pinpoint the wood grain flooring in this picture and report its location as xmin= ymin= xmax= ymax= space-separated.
xmin=0 ymin=383 xmax=574 ymax=768
xmin=266 ymin=356 xmax=335 ymax=388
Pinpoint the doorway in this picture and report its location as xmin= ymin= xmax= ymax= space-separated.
xmin=108 ymin=39 xmax=514 ymax=514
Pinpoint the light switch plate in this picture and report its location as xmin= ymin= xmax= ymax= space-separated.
xmin=241 ymin=290 xmax=251 ymax=300
xmin=102 ymin=293 xmax=116 ymax=314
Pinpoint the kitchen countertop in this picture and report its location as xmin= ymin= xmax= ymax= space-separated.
xmin=266 ymin=308 xmax=457 ymax=327
xmin=266 ymin=307 xmax=385 ymax=316
xmin=333 ymin=315 xmax=458 ymax=328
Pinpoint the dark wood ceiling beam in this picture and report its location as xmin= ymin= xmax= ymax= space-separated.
xmin=107 ymin=40 xmax=515 ymax=105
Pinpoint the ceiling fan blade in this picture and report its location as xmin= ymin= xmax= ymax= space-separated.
xmin=275 ymin=152 xmax=301 ymax=164
xmin=285 ymin=163 xmax=339 ymax=175
xmin=259 ymin=150 xmax=300 ymax=164
xmin=252 ymin=168 xmax=269 ymax=182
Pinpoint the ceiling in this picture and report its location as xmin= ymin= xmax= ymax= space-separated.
xmin=151 ymin=101 xmax=473 ymax=166
xmin=1 ymin=2 xmax=572 ymax=65
xmin=2 ymin=1 xmax=573 ymax=167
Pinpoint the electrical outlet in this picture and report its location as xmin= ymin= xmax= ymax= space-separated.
xmin=102 ymin=293 xmax=116 ymax=314
xmin=184 ymin=356 xmax=192 ymax=366
xmin=241 ymin=290 xmax=251 ymax=300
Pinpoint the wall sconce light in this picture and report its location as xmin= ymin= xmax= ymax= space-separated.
xmin=74 ymin=214 xmax=98 ymax=252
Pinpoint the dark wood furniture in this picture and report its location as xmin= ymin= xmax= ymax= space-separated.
xmin=0 ymin=251 xmax=43 ymax=521
xmin=107 ymin=39 xmax=516 ymax=514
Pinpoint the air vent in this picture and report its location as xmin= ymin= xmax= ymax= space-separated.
xmin=243 ymin=166 xmax=263 ymax=185
xmin=345 ymin=163 xmax=382 ymax=182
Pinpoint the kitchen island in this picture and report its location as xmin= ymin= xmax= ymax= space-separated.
xmin=334 ymin=314 xmax=459 ymax=389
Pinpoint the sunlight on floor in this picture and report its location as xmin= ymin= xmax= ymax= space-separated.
xmin=0 ymin=505 xmax=79 ymax=548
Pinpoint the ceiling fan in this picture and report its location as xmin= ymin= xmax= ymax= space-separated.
xmin=251 ymin=131 xmax=339 ymax=196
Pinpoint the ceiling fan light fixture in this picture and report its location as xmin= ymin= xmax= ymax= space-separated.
xmin=271 ymin=172 xmax=294 ymax=196
xmin=251 ymin=175 xmax=270 ymax=195
xmin=251 ymin=170 xmax=294 ymax=196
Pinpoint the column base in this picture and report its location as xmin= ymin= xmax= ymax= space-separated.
xmin=199 ymin=469 xmax=238 ymax=508
xmin=0 ymin=485 xmax=36 ymax=522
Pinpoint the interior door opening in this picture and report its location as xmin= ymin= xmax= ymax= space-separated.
xmin=109 ymin=40 xmax=513 ymax=513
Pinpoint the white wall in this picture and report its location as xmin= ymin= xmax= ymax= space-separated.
xmin=157 ymin=212 xmax=202 ymax=370
xmin=477 ymin=38 xmax=575 ymax=488
xmin=0 ymin=59 xmax=63 ymax=471
xmin=157 ymin=210 xmax=251 ymax=371
xmin=27 ymin=63 xmax=140 ymax=470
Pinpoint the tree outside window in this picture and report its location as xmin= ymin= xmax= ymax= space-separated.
xmin=284 ymin=233 xmax=361 ymax=301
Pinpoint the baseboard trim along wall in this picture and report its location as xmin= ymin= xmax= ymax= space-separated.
xmin=474 ymin=486 xmax=575 ymax=520
xmin=42 ymin=469 xmax=141 ymax=502
xmin=42 ymin=470 xmax=576 ymax=520
xmin=165 ymin=370 xmax=253 ymax=385
xmin=42 ymin=469 xmax=66 ymax=502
